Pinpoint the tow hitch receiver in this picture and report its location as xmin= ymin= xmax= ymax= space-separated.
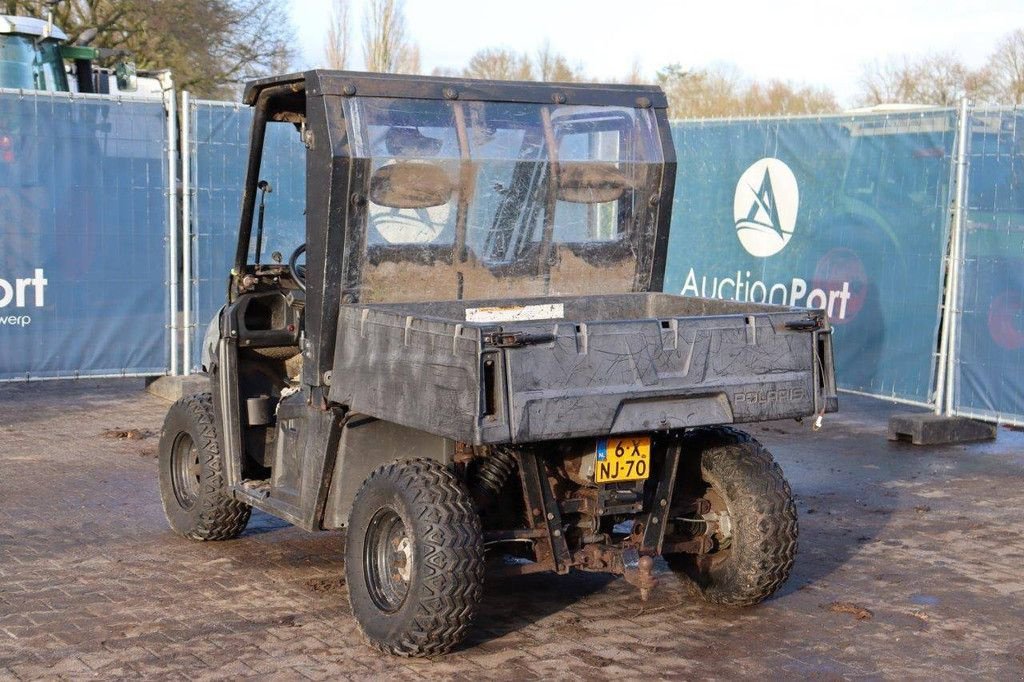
xmin=620 ymin=547 xmax=658 ymax=601
xmin=574 ymin=544 xmax=659 ymax=601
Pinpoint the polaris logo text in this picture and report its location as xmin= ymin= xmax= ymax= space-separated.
xmin=681 ymin=268 xmax=852 ymax=320
xmin=0 ymin=269 xmax=47 ymax=327
xmin=734 ymin=387 xmax=806 ymax=405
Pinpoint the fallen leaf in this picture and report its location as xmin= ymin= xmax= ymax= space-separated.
xmin=826 ymin=601 xmax=873 ymax=620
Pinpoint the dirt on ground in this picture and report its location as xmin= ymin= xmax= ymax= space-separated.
xmin=1 ymin=380 xmax=1023 ymax=680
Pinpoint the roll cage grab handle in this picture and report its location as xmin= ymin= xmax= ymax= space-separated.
xmin=233 ymin=82 xmax=305 ymax=285
xmin=232 ymin=88 xmax=577 ymax=287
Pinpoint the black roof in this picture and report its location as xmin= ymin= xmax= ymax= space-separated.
xmin=243 ymin=69 xmax=667 ymax=109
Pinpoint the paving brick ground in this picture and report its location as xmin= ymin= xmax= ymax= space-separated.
xmin=1 ymin=380 xmax=1023 ymax=680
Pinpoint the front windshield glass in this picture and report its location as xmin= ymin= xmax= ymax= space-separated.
xmin=342 ymin=96 xmax=664 ymax=303
xmin=0 ymin=36 xmax=67 ymax=91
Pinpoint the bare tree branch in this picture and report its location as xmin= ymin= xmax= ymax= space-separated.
xmin=982 ymin=28 xmax=1024 ymax=105
xmin=463 ymin=47 xmax=534 ymax=81
xmin=362 ymin=0 xmax=417 ymax=73
xmin=324 ymin=0 xmax=350 ymax=70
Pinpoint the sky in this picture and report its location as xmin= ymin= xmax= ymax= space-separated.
xmin=288 ymin=0 xmax=1022 ymax=106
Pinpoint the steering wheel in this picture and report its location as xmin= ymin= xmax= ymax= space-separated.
xmin=288 ymin=243 xmax=307 ymax=291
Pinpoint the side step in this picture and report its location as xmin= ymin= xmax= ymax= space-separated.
xmin=239 ymin=478 xmax=271 ymax=499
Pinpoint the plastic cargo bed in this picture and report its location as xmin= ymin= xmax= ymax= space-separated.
xmin=328 ymin=292 xmax=837 ymax=444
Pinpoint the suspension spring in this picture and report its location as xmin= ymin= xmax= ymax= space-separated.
xmin=474 ymin=446 xmax=518 ymax=497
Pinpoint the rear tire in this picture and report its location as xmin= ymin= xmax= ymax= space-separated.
xmin=345 ymin=458 xmax=484 ymax=657
xmin=665 ymin=426 xmax=797 ymax=606
xmin=158 ymin=393 xmax=251 ymax=540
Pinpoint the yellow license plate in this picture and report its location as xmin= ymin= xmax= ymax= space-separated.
xmin=595 ymin=436 xmax=651 ymax=483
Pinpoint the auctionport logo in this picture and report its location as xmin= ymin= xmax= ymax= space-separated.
xmin=733 ymin=158 xmax=799 ymax=257
xmin=678 ymin=158 xmax=856 ymax=322
xmin=0 ymin=268 xmax=47 ymax=327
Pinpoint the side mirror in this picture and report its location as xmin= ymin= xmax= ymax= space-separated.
xmin=369 ymin=162 xmax=453 ymax=209
xmin=557 ymin=162 xmax=632 ymax=204
xmin=115 ymin=59 xmax=138 ymax=92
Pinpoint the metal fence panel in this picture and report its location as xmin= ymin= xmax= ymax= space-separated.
xmin=188 ymin=100 xmax=306 ymax=369
xmin=951 ymin=108 xmax=1024 ymax=425
xmin=0 ymin=90 xmax=169 ymax=380
xmin=664 ymin=111 xmax=957 ymax=404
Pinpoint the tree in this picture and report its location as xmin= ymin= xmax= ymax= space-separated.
xmin=656 ymin=63 xmax=837 ymax=118
xmin=324 ymin=0 xmax=351 ymax=70
xmin=463 ymin=47 xmax=534 ymax=81
xmin=656 ymin=63 xmax=741 ymax=118
xmin=741 ymin=80 xmax=838 ymax=116
xmin=982 ymin=28 xmax=1024 ymax=105
xmin=621 ymin=59 xmax=647 ymax=85
xmin=857 ymin=52 xmax=983 ymax=106
xmin=3 ymin=0 xmax=294 ymax=98
xmin=535 ymin=40 xmax=581 ymax=82
xmin=362 ymin=0 xmax=419 ymax=73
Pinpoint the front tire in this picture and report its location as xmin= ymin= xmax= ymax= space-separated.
xmin=158 ymin=393 xmax=251 ymax=540
xmin=666 ymin=427 xmax=798 ymax=606
xmin=345 ymin=458 xmax=484 ymax=657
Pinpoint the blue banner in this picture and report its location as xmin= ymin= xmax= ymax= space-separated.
xmin=665 ymin=112 xmax=957 ymax=404
xmin=952 ymin=109 xmax=1024 ymax=423
xmin=0 ymin=91 xmax=168 ymax=380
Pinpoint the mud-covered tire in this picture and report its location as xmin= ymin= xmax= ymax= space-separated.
xmin=158 ymin=393 xmax=251 ymax=540
xmin=666 ymin=426 xmax=797 ymax=606
xmin=345 ymin=458 xmax=484 ymax=657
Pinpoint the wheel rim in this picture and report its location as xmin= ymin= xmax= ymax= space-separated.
xmin=670 ymin=473 xmax=735 ymax=583
xmin=363 ymin=507 xmax=413 ymax=613
xmin=170 ymin=432 xmax=202 ymax=509
xmin=692 ymin=480 xmax=733 ymax=576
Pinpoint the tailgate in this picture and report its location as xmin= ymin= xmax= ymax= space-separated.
xmin=499 ymin=311 xmax=835 ymax=442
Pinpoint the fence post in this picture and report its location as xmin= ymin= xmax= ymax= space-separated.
xmin=180 ymin=91 xmax=192 ymax=374
xmin=935 ymin=96 xmax=971 ymax=415
xmin=164 ymin=79 xmax=180 ymax=376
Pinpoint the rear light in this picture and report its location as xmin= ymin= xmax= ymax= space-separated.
xmin=0 ymin=135 xmax=13 ymax=163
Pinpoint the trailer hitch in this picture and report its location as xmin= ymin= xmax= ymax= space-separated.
xmin=574 ymin=544 xmax=658 ymax=600
xmin=620 ymin=546 xmax=657 ymax=601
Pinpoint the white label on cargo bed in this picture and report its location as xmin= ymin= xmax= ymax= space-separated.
xmin=465 ymin=303 xmax=565 ymax=323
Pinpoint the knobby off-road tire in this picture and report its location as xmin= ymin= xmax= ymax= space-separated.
xmin=345 ymin=458 xmax=484 ymax=657
xmin=666 ymin=426 xmax=798 ymax=606
xmin=158 ymin=393 xmax=251 ymax=540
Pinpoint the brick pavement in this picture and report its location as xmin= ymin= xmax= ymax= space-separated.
xmin=1 ymin=380 xmax=1023 ymax=679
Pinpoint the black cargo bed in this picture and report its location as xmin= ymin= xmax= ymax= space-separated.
xmin=328 ymin=293 xmax=837 ymax=444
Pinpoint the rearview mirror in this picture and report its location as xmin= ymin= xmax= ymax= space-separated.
xmin=369 ymin=162 xmax=453 ymax=209
xmin=557 ymin=162 xmax=632 ymax=204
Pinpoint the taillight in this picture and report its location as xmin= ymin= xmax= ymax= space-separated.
xmin=0 ymin=135 xmax=13 ymax=163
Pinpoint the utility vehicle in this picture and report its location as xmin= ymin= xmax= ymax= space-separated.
xmin=158 ymin=70 xmax=838 ymax=656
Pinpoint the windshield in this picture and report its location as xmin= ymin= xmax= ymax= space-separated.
xmin=341 ymin=97 xmax=664 ymax=303
xmin=0 ymin=35 xmax=68 ymax=91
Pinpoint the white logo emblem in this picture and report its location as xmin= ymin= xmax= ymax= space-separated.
xmin=733 ymin=158 xmax=799 ymax=257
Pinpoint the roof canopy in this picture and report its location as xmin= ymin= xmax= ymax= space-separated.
xmin=243 ymin=69 xmax=667 ymax=110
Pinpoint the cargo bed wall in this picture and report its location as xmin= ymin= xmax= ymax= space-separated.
xmin=502 ymin=314 xmax=817 ymax=442
xmin=328 ymin=307 xmax=506 ymax=443
xmin=328 ymin=294 xmax=828 ymax=445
